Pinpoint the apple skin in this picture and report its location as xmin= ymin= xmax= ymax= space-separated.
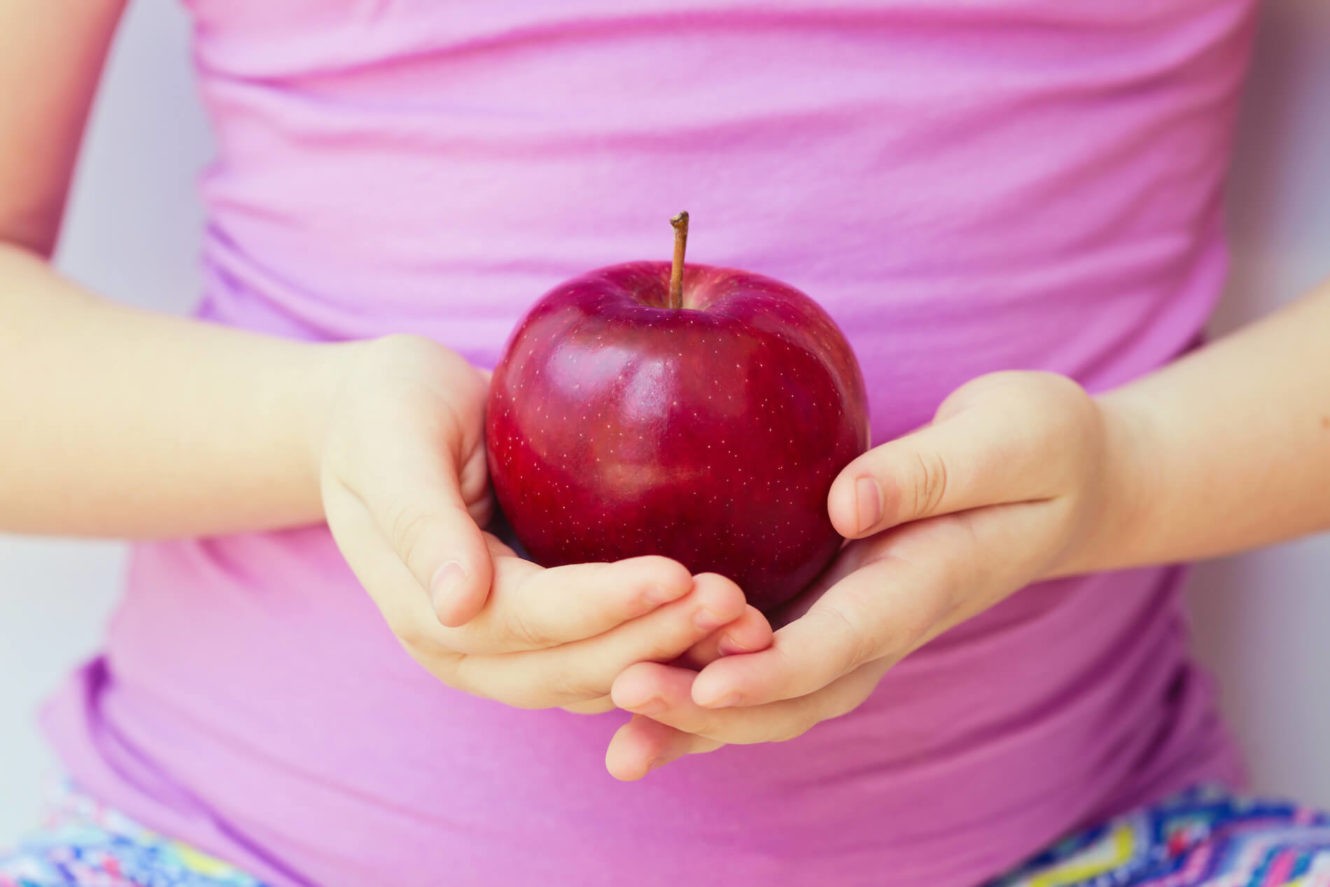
xmin=486 ymin=261 xmax=869 ymax=613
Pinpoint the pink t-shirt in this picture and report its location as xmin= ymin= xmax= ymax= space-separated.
xmin=43 ymin=2 xmax=1255 ymax=884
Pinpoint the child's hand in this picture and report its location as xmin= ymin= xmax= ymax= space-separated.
xmin=604 ymin=371 xmax=1114 ymax=777
xmin=317 ymin=335 xmax=772 ymax=711
xmin=417 ymin=534 xmax=771 ymax=712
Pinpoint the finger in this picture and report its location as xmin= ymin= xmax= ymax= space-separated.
xmin=349 ymin=447 xmax=493 ymax=627
xmin=612 ymin=660 xmax=885 ymax=746
xmin=605 ymin=716 xmax=668 ymax=782
xmin=676 ymin=605 xmax=774 ymax=669
xmin=457 ymin=573 xmax=748 ymax=709
xmin=458 ymin=447 xmax=495 ymax=529
xmin=324 ymin=481 xmax=463 ymax=672
xmin=710 ymin=499 xmax=1069 ymax=711
xmin=440 ymin=554 xmax=693 ymax=655
xmin=827 ymin=374 xmax=1087 ymax=538
xmin=561 ymin=696 xmax=615 ymax=715
xmin=691 ymin=535 xmax=959 ymax=708
xmin=605 ymin=715 xmax=721 ymax=781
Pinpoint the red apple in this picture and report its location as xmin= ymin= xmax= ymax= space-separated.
xmin=486 ymin=214 xmax=869 ymax=613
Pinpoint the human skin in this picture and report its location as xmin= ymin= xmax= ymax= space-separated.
xmin=8 ymin=3 xmax=1329 ymax=781
xmin=0 ymin=1 xmax=773 ymax=715
xmin=607 ymin=285 xmax=1330 ymax=778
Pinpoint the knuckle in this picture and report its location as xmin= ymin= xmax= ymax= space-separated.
xmin=1035 ymin=370 xmax=1088 ymax=403
xmin=837 ymin=557 xmax=926 ymax=656
xmin=629 ymin=554 xmax=673 ymax=573
xmin=693 ymin=572 xmax=741 ymax=598
xmin=635 ymin=555 xmax=691 ymax=587
xmin=884 ymin=554 xmax=954 ymax=651
xmin=543 ymin=665 xmax=602 ymax=706
xmin=1030 ymin=374 xmax=1092 ymax=428
xmin=796 ymin=710 xmax=826 ymax=738
xmin=1018 ymin=374 xmax=1096 ymax=445
xmin=502 ymin=603 xmax=551 ymax=650
xmin=836 ymin=691 xmax=869 ymax=720
xmin=939 ymin=371 xmax=1020 ymax=415
xmin=429 ymin=623 xmax=483 ymax=656
xmin=947 ymin=516 xmax=984 ymax=594
xmin=458 ymin=450 xmax=491 ymax=510
xmin=823 ymin=682 xmax=869 ymax=722
xmin=1060 ymin=390 xmax=1104 ymax=466
xmin=772 ymin=716 xmax=816 ymax=743
xmin=910 ymin=449 xmax=950 ymax=517
xmin=454 ymin=659 xmax=547 ymax=710
xmin=505 ymin=689 xmax=554 ymax=711
xmin=812 ymin=602 xmax=878 ymax=674
xmin=389 ymin=505 xmax=436 ymax=574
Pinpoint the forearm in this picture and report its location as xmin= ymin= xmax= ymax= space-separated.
xmin=1063 ymin=278 xmax=1330 ymax=574
xmin=0 ymin=243 xmax=356 ymax=537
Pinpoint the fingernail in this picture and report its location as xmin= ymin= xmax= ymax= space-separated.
xmin=693 ymin=607 xmax=727 ymax=632
xmin=856 ymin=476 xmax=883 ymax=533
xmin=430 ymin=561 xmax=466 ymax=614
xmin=694 ymin=678 xmax=743 ymax=707
xmin=644 ymin=583 xmax=684 ymax=607
xmin=632 ymin=696 xmax=666 ymax=715
xmin=700 ymin=691 xmax=743 ymax=709
xmin=717 ymin=634 xmax=752 ymax=656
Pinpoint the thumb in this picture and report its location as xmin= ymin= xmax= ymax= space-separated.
xmin=827 ymin=375 xmax=1072 ymax=538
xmin=365 ymin=460 xmax=494 ymax=628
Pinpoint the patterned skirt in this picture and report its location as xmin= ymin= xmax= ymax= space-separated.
xmin=993 ymin=785 xmax=1330 ymax=887
xmin=3 ymin=783 xmax=1329 ymax=886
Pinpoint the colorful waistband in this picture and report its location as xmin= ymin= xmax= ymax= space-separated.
xmin=4 ymin=782 xmax=1329 ymax=885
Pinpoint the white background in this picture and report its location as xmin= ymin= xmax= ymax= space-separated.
xmin=2 ymin=0 xmax=1328 ymax=847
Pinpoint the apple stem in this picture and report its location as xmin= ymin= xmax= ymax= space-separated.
xmin=668 ymin=211 xmax=689 ymax=310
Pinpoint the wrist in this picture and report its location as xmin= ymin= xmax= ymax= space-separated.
xmin=1049 ymin=389 xmax=1160 ymax=577
xmin=311 ymin=333 xmax=486 ymax=476
xmin=294 ymin=337 xmax=375 ymax=498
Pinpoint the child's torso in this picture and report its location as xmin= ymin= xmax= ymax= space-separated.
xmin=43 ymin=2 xmax=1254 ymax=884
